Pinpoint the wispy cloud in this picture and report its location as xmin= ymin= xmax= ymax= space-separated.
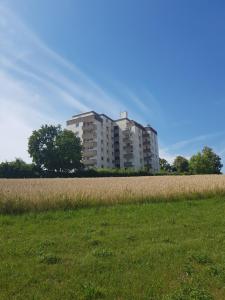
xmin=0 ymin=3 xmax=135 ymax=161
xmin=159 ymin=131 xmax=225 ymax=165
xmin=162 ymin=131 xmax=225 ymax=153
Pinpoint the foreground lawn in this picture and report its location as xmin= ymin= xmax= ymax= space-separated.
xmin=1 ymin=198 xmax=225 ymax=299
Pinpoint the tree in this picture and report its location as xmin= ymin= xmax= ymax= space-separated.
xmin=0 ymin=159 xmax=36 ymax=178
xmin=28 ymin=125 xmax=82 ymax=174
xmin=159 ymin=158 xmax=172 ymax=172
xmin=173 ymin=156 xmax=189 ymax=173
xmin=189 ymin=146 xmax=223 ymax=174
xmin=55 ymin=129 xmax=82 ymax=173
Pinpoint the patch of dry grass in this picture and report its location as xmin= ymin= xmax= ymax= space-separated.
xmin=1 ymin=175 xmax=225 ymax=213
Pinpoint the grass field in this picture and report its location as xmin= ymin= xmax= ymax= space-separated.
xmin=1 ymin=175 xmax=225 ymax=213
xmin=1 ymin=197 xmax=225 ymax=299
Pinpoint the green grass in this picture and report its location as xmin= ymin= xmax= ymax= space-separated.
xmin=1 ymin=197 xmax=225 ymax=299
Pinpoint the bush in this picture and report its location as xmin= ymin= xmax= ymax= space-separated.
xmin=76 ymin=168 xmax=152 ymax=178
xmin=0 ymin=159 xmax=39 ymax=178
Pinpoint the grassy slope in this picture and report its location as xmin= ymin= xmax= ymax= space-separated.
xmin=1 ymin=198 xmax=225 ymax=299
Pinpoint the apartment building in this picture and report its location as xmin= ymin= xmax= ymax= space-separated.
xmin=66 ymin=111 xmax=160 ymax=172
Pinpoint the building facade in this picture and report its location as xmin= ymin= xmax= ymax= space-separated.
xmin=66 ymin=111 xmax=160 ymax=172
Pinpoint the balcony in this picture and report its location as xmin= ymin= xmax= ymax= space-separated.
xmin=124 ymin=153 xmax=134 ymax=159
xmin=114 ymin=137 xmax=119 ymax=143
xmin=143 ymin=140 xmax=150 ymax=146
xmin=143 ymin=146 xmax=151 ymax=151
xmin=83 ymin=141 xmax=97 ymax=149
xmin=83 ymin=128 xmax=96 ymax=135
xmin=82 ymin=132 xmax=97 ymax=140
xmin=83 ymin=158 xmax=97 ymax=166
xmin=83 ymin=122 xmax=97 ymax=130
xmin=123 ymin=144 xmax=133 ymax=151
xmin=84 ymin=149 xmax=97 ymax=158
xmin=143 ymin=132 xmax=150 ymax=138
xmin=123 ymin=137 xmax=132 ymax=143
xmin=144 ymin=155 xmax=152 ymax=160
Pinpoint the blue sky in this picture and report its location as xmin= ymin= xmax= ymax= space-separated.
xmin=1 ymin=0 xmax=225 ymax=168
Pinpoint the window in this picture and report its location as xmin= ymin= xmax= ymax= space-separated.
xmin=76 ymin=123 xmax=79 ymax=127
xmin=101 ymin=156 xmax=104 ymax=160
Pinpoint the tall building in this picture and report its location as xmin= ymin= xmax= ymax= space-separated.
xmin=66 ymin=111 xmax=160 ymax=172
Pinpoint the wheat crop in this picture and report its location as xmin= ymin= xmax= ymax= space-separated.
xmin=1 ymin=175 xmax=225 ymax=213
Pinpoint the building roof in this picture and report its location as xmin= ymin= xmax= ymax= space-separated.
xmin=72 ymin=111 xmax=98 ymax=118
xmin=69 ymin=111 xmax=157 ymax=133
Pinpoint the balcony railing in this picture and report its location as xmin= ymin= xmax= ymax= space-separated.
xmin=124 ymin=153 xmax=134 ymax=159
xmin=143 ymin=146 xmax=151 ymax=151
xmin=83 ymin=122 xmax=97 ymax=129
xmin=82 ymin=132 xmax=97 ymax=140
xmin=83 ymin=158 xmax=97 ymax=166
xmin=144 ymin=155 xmax=152 ymax=160
xmin=143 ymin=132 xmax=150 ymax=138
xmin=83 ymin=141 xmax=97 ymax=149
xmin=83 ymin=150 xmax=97 ymax=158
xmin=123 ymin=137 xmax=132 ymax=143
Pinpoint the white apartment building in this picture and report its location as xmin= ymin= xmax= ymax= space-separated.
xmin=66 ymin=111 xmax=160 ymax=172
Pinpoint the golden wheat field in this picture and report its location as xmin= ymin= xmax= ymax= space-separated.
xmin=1 ymin=175 xmax=225 ymax=213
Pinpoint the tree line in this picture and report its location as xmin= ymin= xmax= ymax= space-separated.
xmin=0 ymin=124 xmax=223 ymax=178
xmin=160 ymin=146 xmax=223 ymax=174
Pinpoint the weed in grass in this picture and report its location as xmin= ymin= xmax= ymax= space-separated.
xmin=183 ymin=262 xmax=195 ymax=276
xmin=92 ymin=248 xmax=113 ymax=258
xmin=191 ymin=253 xmax=213 ymax=265
xmin=162 ymin=237 xmax=175 ymax=244
xmin=207 ymin=264 xmax=225 ymax=279
xmin=100 ymin=221 xmax=109 ymax=227
xmin=81 ymin=283 xmax=104 ymax=300
xmin=171 ymin=285 xmax=213 ymax=300
xmin=89 ymin=240 xmax=101 ymax=247
xmin=39 ymin=254 xmax=62 ymax=265
xmin=168 ymin=217 xmax=176 ymax=225
xmin=39 ymin=240 xmax=56 ymax=248
xmin=170 ymin=283 xmax=213 ymax=300
xmin=126 ymin=234 xmax=136 ymax=242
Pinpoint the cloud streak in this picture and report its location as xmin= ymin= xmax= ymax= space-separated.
xmin=0 ymin=3 xmax=137 ymax=161
xmin=159 ymin=131 xmax=225 ymax=166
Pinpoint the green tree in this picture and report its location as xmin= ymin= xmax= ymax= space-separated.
xmin=189 ymin=146 xmax=223 ymax=174
xmin=159 ymin=158 xmax=172 ymax=172
xmin=28 ymin=125 xmax=82 ymax=174
xmin=173 ymin=156 xmax=189 ymax=173
xmin=55 ymin=129 xmax=82 ymax=173
xmin=0 ymin=159 xmax=36 ymax=178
